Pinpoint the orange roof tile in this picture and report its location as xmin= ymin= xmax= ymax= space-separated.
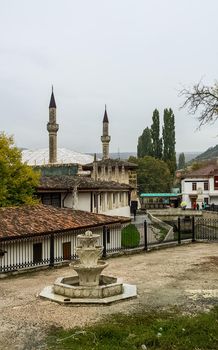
xmin=0 ymin=205 xmax=130 ymax=240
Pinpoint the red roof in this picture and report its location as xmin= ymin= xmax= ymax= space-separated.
xmin=185 ymin=165 xmax=218 ymax=178
xmin=0 ymin=205 xmax=130 ymax=240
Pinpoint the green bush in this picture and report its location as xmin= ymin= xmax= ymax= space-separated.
xmin=121 ymin=224 xmax=140 ymax=248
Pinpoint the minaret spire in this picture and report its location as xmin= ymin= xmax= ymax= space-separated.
xmin=49 ymin=85 xmax=56 ymax=108
xmin=101 ymin=105 xmax=111 ymax=160
xmin=47 ymin=87 xmax=59 ymax=163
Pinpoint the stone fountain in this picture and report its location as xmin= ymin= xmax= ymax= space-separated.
xmin=40 ymin=230 xmax=137 ymax=304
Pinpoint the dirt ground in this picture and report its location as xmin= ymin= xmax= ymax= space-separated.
xmin=0 ymin=242 xmax=218 ymax=350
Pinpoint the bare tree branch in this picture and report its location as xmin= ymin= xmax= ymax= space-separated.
xmin=179 ymin=81 xmax=218 ymax=127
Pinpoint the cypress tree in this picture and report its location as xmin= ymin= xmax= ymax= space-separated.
xmin=178 ymin=152 xmax=185 ymax=169
xmin=137 ymin=127 xmax=153 ymax=158
xmin=162 ymin=108 xmax=176 ymax=174
xmin=151 ymin=109 xmax=162 ymax=159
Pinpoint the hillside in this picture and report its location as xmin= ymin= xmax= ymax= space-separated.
xmin=192 ymin=145 xmax=218 ymax=162
xmin=96 ymin=152 xmax=199 ymax=161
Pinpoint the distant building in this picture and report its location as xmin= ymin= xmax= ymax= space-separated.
xmin=21 ymin=89 xmax=137 ymax=217
xmin=37 ymin=175 xmax=132 ymax=217
xmin=181 ymin=164 xmax=218 ymax=208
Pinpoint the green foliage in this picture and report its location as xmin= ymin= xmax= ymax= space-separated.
xmin=162 ymin=108 xmax=177 ymax=175
xmin=46 ymin=307 xmax=218 ymax=350
xmin=191 ymin=161 xmax=208 ymax=171
xmin=0 ymin=133 xmax=40 ymax=207
xmin=121 ymin=224 xmax=140 ymax=248
xmin=137 ymin=127 xmax=153 ymax=158
xmin=178 ymin=152 xmax=185 ymax=169
xmin=151 ymin=109 xmax=162 ymax=159
xmin=129 ymin=156 xmax=172 ymax=193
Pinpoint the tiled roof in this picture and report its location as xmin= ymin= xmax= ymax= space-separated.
xmin=185 ymin=165 xmax=218 ymax=178
xmin=83 ymin=158 xmax=137 ymax=170
xmin=0 ymin=205 xmax=130 ymax=239
xmin=38 ymin=175 xmax=132 ymax=191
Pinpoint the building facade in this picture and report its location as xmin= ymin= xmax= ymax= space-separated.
xmin=181 ymin=164 xmax=218 ymax=208
xmin=37 ymin=175 xmax=132 ymax=217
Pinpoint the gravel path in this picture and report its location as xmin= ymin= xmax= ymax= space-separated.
xmin=0 ymin=242 xmax=217 ymax=350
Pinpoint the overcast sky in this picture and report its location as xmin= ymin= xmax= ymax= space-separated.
xmin=1 ymin=0 xmax=218 ymax=154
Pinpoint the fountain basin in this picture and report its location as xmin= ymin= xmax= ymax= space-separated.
xmin=53 ymin=275 xmax=123 ymax=299
xmin=71 ymin=260 xmax=108 ymax=286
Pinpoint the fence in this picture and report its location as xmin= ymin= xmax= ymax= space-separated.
xmin=195 ymin=217 xmax=218 ymax=241
xmin=0 ymin=217 xmax=217 ymax=274
xmin=0 ymin=223 xmax=133 ymax=274
xmin=0 ymin=226 xmax=102 ymax=273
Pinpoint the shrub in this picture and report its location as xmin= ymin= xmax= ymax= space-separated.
xmin=121 ymin=224 xmax=140 ymax=248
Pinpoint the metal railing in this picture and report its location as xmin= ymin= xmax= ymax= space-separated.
xmin=0 ymin=217 xmax=217 ymax=274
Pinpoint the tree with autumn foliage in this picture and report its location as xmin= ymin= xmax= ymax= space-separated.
xmin=0 ymin=133 xmax=40 ymax=206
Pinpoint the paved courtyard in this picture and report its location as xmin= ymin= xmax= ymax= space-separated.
xmin=0 ymin=242 xmax=217 ymax=350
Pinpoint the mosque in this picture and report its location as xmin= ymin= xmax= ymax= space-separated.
xmin=22 ymin=89 xmax=138 ymax=217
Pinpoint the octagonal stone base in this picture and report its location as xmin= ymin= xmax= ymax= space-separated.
xmin=39 ymin=275 xmax=137 ymax=305
xmin=53 ymin=275 xmax=123 ymax=299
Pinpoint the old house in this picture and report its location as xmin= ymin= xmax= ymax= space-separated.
xmin=181 ymin=164 xmax=218 ymax=208
xmin=0 ymin=205 xmax=130 ymax=274
xmin=38 ymin=175 xmax=132 ymax=217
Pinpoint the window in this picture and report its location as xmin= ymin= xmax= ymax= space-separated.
xmin=204 ymin=182 xmax=209 ymax=191
xmin=94 ymin=193 xmax=98 ymax=209
xmin=214 ymin=176 xmax=218 ymax=190
xmin=33 ymin=242 xmax=42 ymax=264
xmin=99 ymin=194 xmax=102 ymax=207
xmin=192 ymin=182 xmax=197 ymax=191
xmin=63 ymin=242 xmax=71 ymax=260
xmin=204 ymin=198 xmax=209 ymax=205
xmin=40 ymin=193 xmax=61 ymax=207
xmin=106 ymin=228 xmax=110 ymax=244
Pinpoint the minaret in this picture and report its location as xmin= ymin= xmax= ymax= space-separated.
xmin=101 ymin=105 xmax=111 ymax=160
xmin=47 ymin=87 xmax=59 ymax=163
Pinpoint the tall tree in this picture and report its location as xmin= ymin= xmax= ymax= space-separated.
xmin=137 ymin=127 xmax=153 ymax=158
xmin=129 ymin=156 xmax=172 ymax=193
xmin=178 ymin=152 xmax=185 ymax=169
xmin=150 ymin=109 xmax=162 ymax=159
xmin=0 ymin=133 xmax=40 ymax=207
xmin=162 ymin=108 xmax=177 ymax=174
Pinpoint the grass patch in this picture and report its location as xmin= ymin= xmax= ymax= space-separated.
xmin=46 ymin=307 xmax=218 ymax=349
